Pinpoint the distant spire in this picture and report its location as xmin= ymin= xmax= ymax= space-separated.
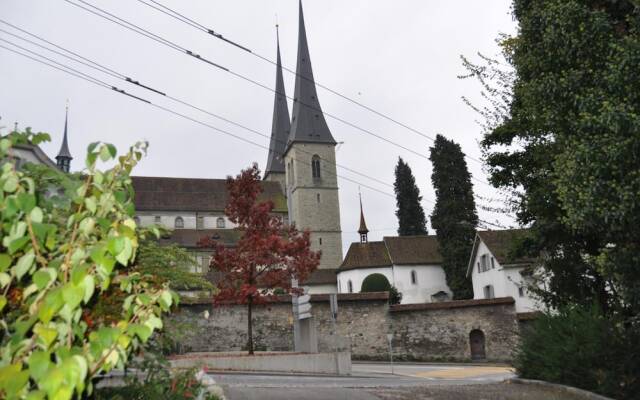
xmin=55 ymin=103 xmax=72 ymax=173
xmin=265 ymin=24 xmax=291 ymax=177
xmin=288 ymin=0 xmax=336 ymax=147
xmin=358 ymin=191 xmax=369 ymax=243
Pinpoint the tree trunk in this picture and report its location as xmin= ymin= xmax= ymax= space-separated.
xmin=247 ymin=296 xmax=254 ymax=355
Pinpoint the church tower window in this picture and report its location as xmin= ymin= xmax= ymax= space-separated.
xmin=311 ymin=155 xmax=321 ymax=179
xmin=175 ymin=216 xmax=184 ymax=229
xmin=317 ymin=193 xmax=320 ymax=203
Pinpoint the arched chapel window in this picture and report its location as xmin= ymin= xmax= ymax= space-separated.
xmin=174 ymin=216 xmax=184 ymax=229
xmin=311 ymin=155 xmax=321 ymax=179
xmin=216 ymin=217 xmax=225 ymax=228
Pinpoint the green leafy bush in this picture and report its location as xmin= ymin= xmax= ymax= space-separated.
xmin=360 ymin=273 xmax=391 ymax=293
xmin=515 ymin=306 xmax=640 ymax=399
xmin=0 ymin=132 xmax=177 ymax=399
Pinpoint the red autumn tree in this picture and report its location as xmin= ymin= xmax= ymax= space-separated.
xmin=200 ymin=164 xmax=320 ymax=354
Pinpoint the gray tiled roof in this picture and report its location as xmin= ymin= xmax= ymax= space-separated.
xmin=131 ymin=176 xmax=287 ymax=213
xmin=340 ymin=235 xmax=444 ymax=271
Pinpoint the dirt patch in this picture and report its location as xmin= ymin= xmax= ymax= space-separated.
xmin=369 ymin=382 xmax=591 ymax=400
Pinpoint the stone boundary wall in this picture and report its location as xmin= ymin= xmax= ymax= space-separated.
xmin=172 ymin=294 xmax=519 ymax=362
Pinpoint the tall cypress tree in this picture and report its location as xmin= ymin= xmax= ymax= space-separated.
xmin=394 ymin=157 xmax=428 ymax=236
xmin=429 ymin=134 xmax=477 ymax=299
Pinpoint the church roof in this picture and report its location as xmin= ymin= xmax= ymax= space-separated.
xmin=159 ymin=228 xmax=242 ymax=249
xmin=383 ymin=236 xmax=442 ymax=265
xmin=339 ymin=235 xmax=443 ymax=271
xmin=287 ymin=0 xmax=336 ymax=148
xmin=340 ymin=241 xmax=392 ymax=271
xmin=56 ymin=107 xmax=72 ymax=160
xmin=131 ymin=176 xmax=288 ymax=213
xmin=265 ymin=30 xmax=290 ymax=176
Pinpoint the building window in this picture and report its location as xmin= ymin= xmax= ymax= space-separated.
xmin=479 ymin=254 xmax=491 ymax=272
xmin=347 ymin=280 xmax=353 ymax=293
xmin=216 ymin=217 xmax=225 ymax=228
xmin=410 ymin=270 xmax=417 ymax=285
xmin=174 ymin=216 xmax=184 ymax=229
xmin=518 ymin=286 xmax=525 ymax=297
xmin=490 ymin=257 xmax=495 ymax=269
xmin=154 ymin=216 xmax=161 ymax=225
xmin=311 ymin=155 xmax=321 ymax=179
xmin=319 ymin=237 xmax=322 ymax=246
xmin=317 ymin=193 xmax=320 ymax=203
xmin=483 ymin=285 xmax=495 ymax=299
xmin=196 ymin=216 xmax=204 ymax=229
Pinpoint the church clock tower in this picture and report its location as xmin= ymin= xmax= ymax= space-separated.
xmin=284 ymin=0 xmax=343 ymax=270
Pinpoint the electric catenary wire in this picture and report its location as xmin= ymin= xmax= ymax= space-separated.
xmin=60 ymin=0 xmax=460 ymax=165
xmin=134 ymin=0 xmax=485 ymax=165
xmin=0 ymin=32 xmax=508 ymax=230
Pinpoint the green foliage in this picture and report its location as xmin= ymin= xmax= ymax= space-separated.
xmin=360 ymin=273 xmax=391 ymax=293
xmin=393 ymin=158 xmax=428 ymax=236
xmin=94 ymin=348 xmax=219 ymax=400
xmin=0 ymin=131 xmax=177 ymax=399
xmin=135 ymin=241 xmax=212 ymax=291
xmin=515 ymin=307 xmax=640 ymax=399
xmin=462 ymin=1 xmax=640 ymax=396
xmin=429 ymin=134 xmax=477 ymax=299
xmin=388 ymin=286 xmax=402 ymax=305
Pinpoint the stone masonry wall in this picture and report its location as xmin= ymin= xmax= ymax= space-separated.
xmin=172 ymin=294 xmax=519 ymax=362
xmin=389 ymin=298 xmax=520 ymax=362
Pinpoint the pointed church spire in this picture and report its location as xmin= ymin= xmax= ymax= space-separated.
xmin=288 ymin=0 xmax=336 ymax=147
xmin=265 ymin=25 xmax=291 ymax=178
xmin=56 ymin=103 xmax=72 ymax=173
xmin=358 ymin=191 xmax=369 ymax=243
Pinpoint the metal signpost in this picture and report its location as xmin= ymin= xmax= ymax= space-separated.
xmin=291 ymin=279 xmax=317 ymax=353
xmin=386 ymin=333 xmax=394 ymax=375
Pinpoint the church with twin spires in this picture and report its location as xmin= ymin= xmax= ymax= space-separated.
xmin=132 ymin=0 xmax=344 ymax=293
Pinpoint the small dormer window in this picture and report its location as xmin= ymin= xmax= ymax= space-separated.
xmin=216 ymin=217 xmax=225 ymax=228
xmin=175 ymin=216 xmax=184 ymax=229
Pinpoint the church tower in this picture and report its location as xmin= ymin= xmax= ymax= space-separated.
xmin=56 ymin=105 xmax=72 ymax=173
xmin=264 ymin=26 xmax=290 ymax=193
xmin=284 ymin=0 xmax=343 ymax=270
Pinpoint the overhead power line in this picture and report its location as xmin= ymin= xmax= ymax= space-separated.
xmin=0 ymin=24 xmax=510 ymax=227
xmin=60 ymin=0 xmax=492 ymax=188
xmin=134 ymin=0 xmax=487 ymax=167
xmin=0 ymin=32 xmax=510 ymax=230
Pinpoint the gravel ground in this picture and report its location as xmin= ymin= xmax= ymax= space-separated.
xmin=369 ymin=382 xmax=590 ymax=400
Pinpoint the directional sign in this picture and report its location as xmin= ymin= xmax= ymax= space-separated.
xmin=293 ymin=290 xmax=312 ymax=320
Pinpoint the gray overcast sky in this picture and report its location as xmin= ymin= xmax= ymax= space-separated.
xmin=0 ymin=0 xmax=517 ymax=254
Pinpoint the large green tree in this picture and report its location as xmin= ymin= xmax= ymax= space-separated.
xmin=463 ymin=1 xmax=640 ymax=397
xmin=393 ymin=158 xmax=428 ymax=236
xmin=429 ymin=134 xmax=477 ymax=299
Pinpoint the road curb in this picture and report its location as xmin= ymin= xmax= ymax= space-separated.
xmin=507 ymin=378 xmax=614 ymax=400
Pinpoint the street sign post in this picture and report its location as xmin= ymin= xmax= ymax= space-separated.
xmin=386 ymin=333 xmax=394 ymax=375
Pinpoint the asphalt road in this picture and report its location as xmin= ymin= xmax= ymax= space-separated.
xmin=211 ymin=362 xmax=516 ymax=400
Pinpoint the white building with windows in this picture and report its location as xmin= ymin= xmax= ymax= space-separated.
xmin=336 ymin=201 xmax=452 ymax=304
xmin=467 ymin=229 xmax=542 ymax=313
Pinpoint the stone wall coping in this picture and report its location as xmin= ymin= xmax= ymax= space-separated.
xmin=517 ymin=311 xmax=542 ymax=321
xmin=180 ymin=291 xmax=389 ymax=305
xmin=389 ymin=297 xmax=515 ymax=313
